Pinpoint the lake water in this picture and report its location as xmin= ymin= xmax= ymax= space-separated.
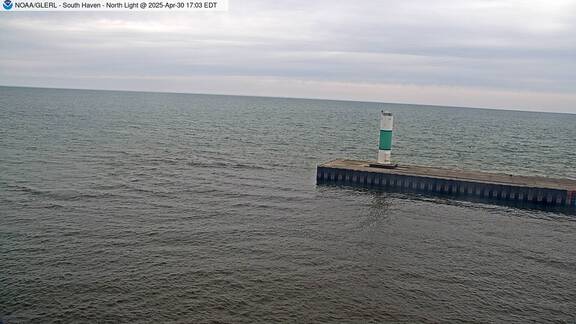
xmin=1 ymin=86 xmax=575 ymax=323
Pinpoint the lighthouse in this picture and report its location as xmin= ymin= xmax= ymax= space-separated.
xmin=378 ymin=111 xmax=393 ymax=165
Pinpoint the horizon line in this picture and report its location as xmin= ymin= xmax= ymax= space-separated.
xmin=1 ymin=83 xmax=573 ymax=116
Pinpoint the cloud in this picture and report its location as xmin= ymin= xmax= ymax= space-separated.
xmin=1 ymin=0 xmax=575 ymax=112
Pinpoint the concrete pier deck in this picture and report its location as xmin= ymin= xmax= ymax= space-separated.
xmin=317 ymin=159 xmax=576 ymax=208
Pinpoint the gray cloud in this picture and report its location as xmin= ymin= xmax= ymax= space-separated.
xmin=1 ymin=0 xmax=575 ymax=112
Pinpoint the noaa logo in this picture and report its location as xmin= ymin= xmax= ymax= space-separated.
xmin=3 ymin=0 xmax=13 ymax=10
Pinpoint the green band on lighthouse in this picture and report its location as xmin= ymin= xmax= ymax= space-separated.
xmin=379 ymin=130 xmax=392 ymax=150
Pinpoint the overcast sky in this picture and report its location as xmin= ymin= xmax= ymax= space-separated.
xmin=1 ymin=0 xmax=575 ymax=112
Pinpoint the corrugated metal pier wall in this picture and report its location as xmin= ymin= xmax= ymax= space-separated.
xmin=317 ymin=165 xmax=576 ymax=208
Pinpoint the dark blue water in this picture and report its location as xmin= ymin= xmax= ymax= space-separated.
xmin=1 ymin=86 xmax=575 ymax=323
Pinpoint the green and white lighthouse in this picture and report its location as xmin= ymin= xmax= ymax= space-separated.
xmin=378 ymin=111 xmax=393 ymax=164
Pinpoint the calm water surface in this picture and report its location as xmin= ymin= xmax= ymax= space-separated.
xmin=1 ymin=86 xmax=575 ymax=323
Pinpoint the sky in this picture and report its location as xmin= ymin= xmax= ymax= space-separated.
xmin=1 ymin=0 xmax=575 ymax=113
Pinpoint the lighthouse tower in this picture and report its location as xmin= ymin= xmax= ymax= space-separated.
xmin=378 ymin=111 xmax=393 ymax=165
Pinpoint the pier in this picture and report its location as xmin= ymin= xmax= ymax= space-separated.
xmin=317 ymin=159 xmax=576 ymax=208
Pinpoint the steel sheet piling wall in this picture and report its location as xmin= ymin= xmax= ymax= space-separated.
xmin=317 ymin=166 xmax=571 ymax=207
